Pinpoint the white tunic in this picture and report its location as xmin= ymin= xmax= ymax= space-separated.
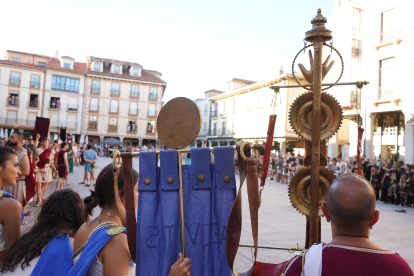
xmin=73 ymin=253 xmax=135 ymax=276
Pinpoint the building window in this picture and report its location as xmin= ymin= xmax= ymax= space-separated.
xmin=213 ymin=123 xmax=217 ymax=136
xmin=130 ymin=102 xmax=138 ymax=115
xmin=109 ymin=117 xmax=117 ymax=131
xmin=29 ymin=94 xmax=39 ymax=108
xmin=10 ymin=72 xmax=20 ymax=86
xmin=111 ymin=83 xmax=120 ymax=96
xmin=31 ymin=76 xmax=40 ymax=89
xmin=49 ymin=96 xmax=61 ymax=110
xmin=148 ymin=103 xmax=156 ymax=117
xmin=94 ymin=62 xmax=100 ymax=71
xmin=88 ymin=116 xmax=97 ymax=129
xmin=52 ymin=75 xmax=80 ymax=93
xmin=222 ymin=122 xmax=226 ymax=135
xmin=8 ymin=92 xmax=19 ymax=106
xmin=114 ymin=65 xmax=120 ymax=73
xmin=90 ymin=98 xmax=99 ymax=111
xmin=147 ymin=121 xmax=155 ymax=134
xmin=379 ymin=58 xmax=394 ymax=99
xmin=149 ymin=87 xmax=157 ymax=100
xmin=133 ymin=68 xmax=139 ymax=76
xmin=213 ymin=102 xmax=218 ymax=117
xmin=128 ymin=119 xmax=137 ymax=132
xmin=110 ymin=100 xmax=119 ymax=114
xmin=12 ymin=57 xmax=21 ymax=62
xmin=38 ymin=62 xmax=46 ymax=66
xmin=381 ymin=9 xmax=395 ymax=43
xmin=203 ymin=122 xmax=207 ymax=131
xmin=92 ymin=80 xmax=100 ymax=94
xmin=64 ymin=62 xmax=71 ymax=68
xmin=204 ymin=104 xmax=208 ymax=114
xmin=131 ymin=85 xmax=139 ymax=98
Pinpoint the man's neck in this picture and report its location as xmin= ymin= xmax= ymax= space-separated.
xmin=14 ymin=144 xmax=23 ymax=151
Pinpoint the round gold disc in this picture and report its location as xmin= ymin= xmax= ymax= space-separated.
xmin=157 ymin=97 xmax=201 ymax=149
xmin=288 ymin=167 xmax=335 ymax=216
xmin=289 ymin=92 xmax=342 ymax=141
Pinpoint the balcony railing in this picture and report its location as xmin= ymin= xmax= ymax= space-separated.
xmin=88 ymin=123 xmax=97 ymax=130
xmin=9 ymin=77 xmax=20 ymax=86
xmin=147 ymin=128 xmax=156 ymax=134
xmin=111 ymin=89 xmax=120 ymax=96
xmin=52 ymin=84 xmax=79 ymax=93
xmin=30 ymin=82 xmax=40 ymax=89
xmin=129 ymin=108 xmax=138 ymax=115
xmin=89 ymin=105 xmax=99 ymax=112
xmin=373 ymin=86 xmax=401 ymax=100
xmin=7 ymin=98 xmax=19 ymax=107
xmin=67 ymin=103 xmax=79 ymax=112
xmin=380 ymin=29 xmax=402 ymax=43
xmin=149 ymin=93 xmax=158 ymax=100
xmin=29 ymin=100 xmax=39 ymax=108
xmin=0 ymin=117 xmax=35 ymax=127
xmin=108 ymin=124 xmax=118 ymax=132
xmin=128 ymin=125 xmax=137 ymax=133
xmin=49 ymin=121 xmax=78 ymax=130
xmin=147 ymin=110 xmax=156 ymax=117
xmin=211 ymin=111 xmax=218 ymax=118
xmin=210 ymin=128 xmax=235 ymax=136
xmin=48 ymin=101 xmax=61 ymax=110
xmin=91 ymin=87 xmax=100 ymax=94
xmin=130 ymin=91 xmax=139 ymax=98
xmin=109 ymin=106 xmax=119 ymax=114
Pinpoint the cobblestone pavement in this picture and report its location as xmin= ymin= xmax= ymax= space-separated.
xmin=23 ymin=156 xmax=414 ymax=271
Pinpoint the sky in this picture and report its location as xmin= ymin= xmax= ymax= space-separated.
xmin=0 ymin=0 xmax=335 ymax=102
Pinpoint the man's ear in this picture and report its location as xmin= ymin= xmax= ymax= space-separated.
xmin=321 ymin=201 xmax=330 ymax=220
xmin=369 ymin=210 xmax=379 ymax=228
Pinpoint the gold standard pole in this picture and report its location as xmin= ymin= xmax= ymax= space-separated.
xmin=309 ymin=37 xmax=323 ymax=247
xmin=177 ymin=152 xmax=186 ymax=258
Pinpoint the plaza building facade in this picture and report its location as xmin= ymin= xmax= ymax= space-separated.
xmin=329 ymin=0 xmax=414 ymax=163
xmin=0 ymin=51 xmax=49 ymax=138
xmin=82 ymin=57 xmax=166 ymax=147
xmin=0 ymin=50 xmax=166 ymax=146
xmin=207 ymin=73 xmax=309 ymax=154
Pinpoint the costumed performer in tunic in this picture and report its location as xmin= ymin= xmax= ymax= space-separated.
xmin=0 ymin=189 xmax=84 ymax=275
xmin=35 ymin=138 xmax=52 ymax=206
xmin=0 ymin=147 xmax=23 ymax=262
xmin=3 ymin=132 xmax=30 ymax=224
xmin=69 ymin=164 xmax=192 ymax=276
xmin=283 ymin=173 xmax=414 ymax=276
xmin=56 ymin=142 xmax=69 ymax=191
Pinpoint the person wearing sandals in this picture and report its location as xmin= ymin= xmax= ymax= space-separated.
xmin=0 ymin=147 xmax=24 ymax=263
xmin=69 ymin=164 xmax=191 ymax=276
xmin=0 ymin=189 xmax=84 ymax=275
xmin=83 ymin=145 xmax=98 ymax=187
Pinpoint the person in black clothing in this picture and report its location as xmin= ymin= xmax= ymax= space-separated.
xmin=380 ymin=169 xmax=392 ymax=203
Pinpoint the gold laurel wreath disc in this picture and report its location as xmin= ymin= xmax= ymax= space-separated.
xmin=288 ymin=167 xmax=336 ymax=216
xmin=289 ymin=92 xmax=343 ymax=141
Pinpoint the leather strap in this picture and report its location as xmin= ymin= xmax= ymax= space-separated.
xmin=227 ymin=144 xmax=260 ymax=276
xmin=357 ymin=127 xmax=364 ymax=176
xmin=260 ymin=115 xmax=276 ymax=187
xmin=121 ymin=153 xmax=137 ymax=262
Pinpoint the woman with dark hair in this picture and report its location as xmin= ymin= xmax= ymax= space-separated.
xmin=69 ymin=163 xmax=191 ymax=276
xmin=0 ymin=147 xmax=23 ymax=261
xmin=0 ymin=189 xmax=84 ymax=275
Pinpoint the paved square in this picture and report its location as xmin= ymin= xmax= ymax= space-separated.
xmin=23 ymin=157 xmax=414 ymax=271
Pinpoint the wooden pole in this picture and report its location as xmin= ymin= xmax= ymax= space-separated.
xmin=309 ymin=37 xmax=324 ymax=247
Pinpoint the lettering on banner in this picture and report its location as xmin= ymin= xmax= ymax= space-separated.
xmin=144 ymin=223 xmax=228 ymax=248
